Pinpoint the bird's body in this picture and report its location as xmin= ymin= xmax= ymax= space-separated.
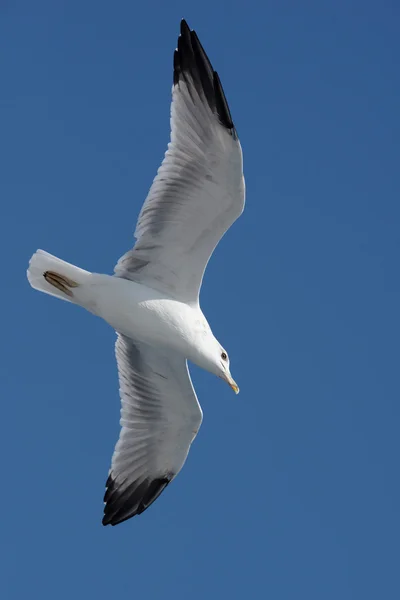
xmin=71 ymin=268 xmax=216 ymax=366
xmin=27 ymin=19 xmax=245 ymax=525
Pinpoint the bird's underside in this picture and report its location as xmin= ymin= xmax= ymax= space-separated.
xmin=27 ymin=18 xmax=245 ymax=527
xmin=101 ymin=20 xmax=244 ymax=526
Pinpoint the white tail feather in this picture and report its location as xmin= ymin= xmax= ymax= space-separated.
xmin=27 ymin=249 xmax=92 ymax=303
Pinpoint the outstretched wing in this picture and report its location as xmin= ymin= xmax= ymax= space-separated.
xmin=103 ymin=334 xmax=203 ymax=526
xmin=115 ymin=19 xmax=245 ymax=304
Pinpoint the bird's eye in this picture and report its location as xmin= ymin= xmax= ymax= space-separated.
xmin=221 ymin=352 xmax=227 ymax=361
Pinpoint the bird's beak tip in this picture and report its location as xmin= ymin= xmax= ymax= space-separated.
xmin=222 ymin=373 xmax=239 ymax=394
xmin=229 ymin=379 xmax=240 ymax=394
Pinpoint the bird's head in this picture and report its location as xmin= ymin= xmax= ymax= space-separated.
xmin=198 ymin=338 xmax=239 ymax=394
xmin=189 ymin=322 xmax=239 ymax=394
xmin=216 ymin=345 xmax=239 ymax=394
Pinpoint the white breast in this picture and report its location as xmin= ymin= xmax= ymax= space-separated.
xmin=88 ymin=274 xmax=206 ymax=356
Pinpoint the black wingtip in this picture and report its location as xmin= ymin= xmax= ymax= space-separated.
xmin=180 ymin=18 xmax=190 ymax=35
xmin=102 ymin=475 xmax=171 ymax=526
xmin=174 ymin=19 xmax=237 ymax=138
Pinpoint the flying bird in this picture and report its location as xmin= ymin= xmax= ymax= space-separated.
xmin=27 ymin=19 xmax=245 ymax=526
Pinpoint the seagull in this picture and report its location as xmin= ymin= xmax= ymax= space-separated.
xmin=27 ymin=19 xmax=245 ymax=526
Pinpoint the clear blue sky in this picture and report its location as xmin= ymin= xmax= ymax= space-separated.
xmin=1 ymin=1 xmax=399 ymax=598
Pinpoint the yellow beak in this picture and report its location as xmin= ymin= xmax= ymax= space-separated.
xmin=226 ymin=374 xmax=240 ymax=394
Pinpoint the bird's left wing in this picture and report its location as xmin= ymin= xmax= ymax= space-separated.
xmin=103 ymin=334 xmax=203 ymax=526
xmin=114 ymin=20 xmax=245 ymax=304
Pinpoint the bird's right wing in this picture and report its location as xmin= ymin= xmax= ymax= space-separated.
xmin=114 ymin=19 xmax=245 ymax=304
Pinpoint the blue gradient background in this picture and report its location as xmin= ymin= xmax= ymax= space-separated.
xmin=1 ymin=1 xmax=399 ymax=598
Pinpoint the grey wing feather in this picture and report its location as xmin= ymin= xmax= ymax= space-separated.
xmin=114 ymin=20 xmax=245 ymax=303
xmin=103 ymin=334 xmax=202 ymax=526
